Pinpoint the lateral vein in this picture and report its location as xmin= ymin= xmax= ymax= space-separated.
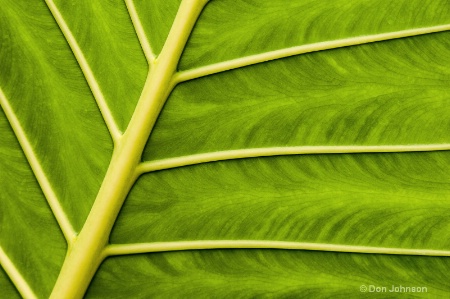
xmin=45 ymin=0 xmax=122 ymax=143
xmin=0 ymin=246 xmax=38 ymax=299
xmin=0 ymin=88 xmax=76 ymax=244
xmin=105 ymin=240 xmax=450 ymax=257
xmin=137 ymin=144 xmax=450 ymax=173
xmin=175 ymin=24 xmax=450 ymax=82
xmin=125 ymin=0 xmax=156 ymax=64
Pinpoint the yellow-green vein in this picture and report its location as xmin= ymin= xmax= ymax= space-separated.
xmin=175 ymin=24 xmax=450 ymax=82
xmin=105 ymin=240 xmax=450 ymax=257
xmin=125 ymin=0 xmax=156 ymax=65
xmin=137 ymin=144 xmax=450 ymax=173
xmin=0 ymin=88 xmax=76 ymax=244
xmin=0 ymin=246 xmax=37 ymax=299
xmin=45 ymin=0 xmax=122 ymax=143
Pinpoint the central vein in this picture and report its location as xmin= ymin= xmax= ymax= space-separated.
xmin=50 ymin=1 xmax=209 ymax=298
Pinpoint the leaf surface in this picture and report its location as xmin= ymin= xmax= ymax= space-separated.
xmin=0 ymin=267 xmax=20 ymax=299
xmin=1 ymin=0 xmax=450 ymax=298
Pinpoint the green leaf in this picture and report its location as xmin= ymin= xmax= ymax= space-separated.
xmin=0 ymin=266 xmax=21 ymax=299
xmin=1 ymin=0 xmax=450 ymax=298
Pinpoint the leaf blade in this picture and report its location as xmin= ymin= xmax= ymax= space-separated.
xmin=2 ymin=0 xmax=450 ymax=297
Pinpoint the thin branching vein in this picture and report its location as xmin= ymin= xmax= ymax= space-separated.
xmin=0 ymin=88 xmax=76 ymax=244
xmin=175 ymin=24 xmax=450 ymax=82
xmin=137 ymin=144 xmax=450 ymax=173
xmin=44 ymin=0 xmax=122 ymax=143
xmin=125 ymin=0 xmax=156 ymax=64
xmin=0 ymin=246 xmax=38 ymax=299
xmin=105 ymin=240 xmax=450 ymax=257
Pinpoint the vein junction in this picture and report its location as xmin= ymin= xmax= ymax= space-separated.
xmin=176 ymin=23 xmax=450 ymax=82
xmin=138 ymin=144 xmax=450 ymax=173
xmin=49 ymin=1 xmax=209 ymax=298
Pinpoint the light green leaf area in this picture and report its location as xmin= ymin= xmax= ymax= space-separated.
xmin=1 ymin=0 xmax=450 ymax=298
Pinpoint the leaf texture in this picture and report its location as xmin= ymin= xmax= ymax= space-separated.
xmin=0 ymin=267 xmax=20 ymax=299
xmin=87 ymin=251 xmax=450 ymax=298
xmin=1 ymin=0 xmax=450 ymax=298
xmin=178 ymin=0 xmax=450 ymax=69
xmin=145 ymin=33 xmax=450 ymax=160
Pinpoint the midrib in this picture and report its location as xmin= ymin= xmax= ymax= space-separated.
xmin=49 ymin=1 xmax=208 ymax=298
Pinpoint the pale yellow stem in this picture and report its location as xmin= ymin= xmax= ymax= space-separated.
xmin=138 ymin=144 xmax=450 ymax=173
xmin=176 ymin=24 xmax=450 ymax=82
xmin=106 ymin=240 xmax=450 ymax=257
